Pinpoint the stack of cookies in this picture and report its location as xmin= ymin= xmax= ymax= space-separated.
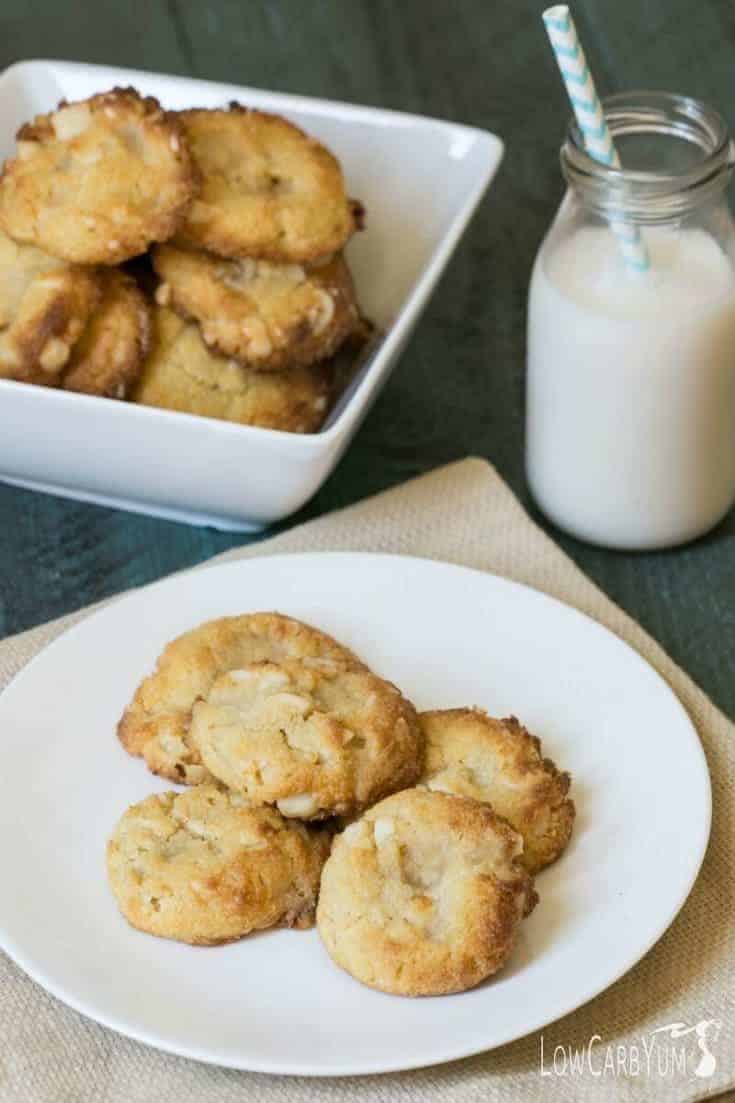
xmin=109 ymin=612 xmax=576 ymax=998
xmin=0 ymin=88 xmax=365 ymax=431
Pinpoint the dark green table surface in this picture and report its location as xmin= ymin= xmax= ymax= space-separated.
xmin=1 ymin=0 xmax=734 ymax=720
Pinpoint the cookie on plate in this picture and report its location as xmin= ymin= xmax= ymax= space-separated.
xmin=118 ymin=612 xmax=366 ymax=785
xmin=0 ymin=88 xmax=198 ymax=264
xmin=62 ymin=269 xmax=151 ymax=398
xmin=0 ymin=227 xmax=100 ymax=385
xmin=107 ymin=786 xmax=331 ymax=944
xmin=419 ymin=709 xmax=575 ymax=873
xmin=317 ymin=788 xmax=537 ymax=996
xmin=190 ymin=658 xmax=423 ymax=819
xmin=133 ymin=306 xmax=334 ymax=431
xmin=174 ymin=106 xmax=358 ymax=263
xmin=152 ymin=244 xmax=359 ymax=371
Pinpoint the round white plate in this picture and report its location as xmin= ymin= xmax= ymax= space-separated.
xmin=0 ymin=553 xmax=710 ymax=1076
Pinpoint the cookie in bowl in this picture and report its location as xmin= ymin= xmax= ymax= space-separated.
xmin=133 ymin=306 xmax=335 ymax=431
xmin=62 ymin=269 xmax=151 ymax=398
xmin=152 ymin=244 xmax=359 ymax=372
xmin=0 ymin=88 xmax=198 ymax=264
xmin=0 ymin=227 xmax=101 ymax=385
xmin=174 ymin=106 xmax=359 ymax=263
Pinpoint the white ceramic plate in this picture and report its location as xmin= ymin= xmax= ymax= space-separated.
xmin=0 ymin=554 xmax=710 ymax=1075
xmin=0 ymin=61 xmax=502 ymax=530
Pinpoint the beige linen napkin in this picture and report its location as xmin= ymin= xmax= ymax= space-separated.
xmin=0 ymin=458 xmax=732 ymax=1103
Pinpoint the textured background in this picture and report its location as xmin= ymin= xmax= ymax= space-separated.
xmin=1 ymin=0 xmax=734 ymax=721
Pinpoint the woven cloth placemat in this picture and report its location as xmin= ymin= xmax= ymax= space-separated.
xmin=0 ymin=458 xmax=732 ymax=1103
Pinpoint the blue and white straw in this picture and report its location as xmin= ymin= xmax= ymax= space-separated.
xmin=543 ymin=5 xmax=650 ymax=273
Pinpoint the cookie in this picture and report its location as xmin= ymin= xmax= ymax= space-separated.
xmin=107 ymin=786 xmax=331 ymax=944
xmin=419 ymin=709 xmax=575 ymax=873
xmin=174 ymin=107 xmax=357 ymax=263
xmin=152 ymin=244 xmax=359 ymax=372
xmin=0 ymin=228 xmax=100 ymax=385
xmin=317 ymin=788 xmax=537 ymax=996
xmin=118 ymin=612 xmax=366 ymax=785
xmin=62 ymin=269 xmax=151 ymax=398
xmin=133 ymin=306 xmax=333 ymax=431
xmin=0 ymin=88 xmax=198 ymax=264
xmin=190 ymin=658 xmax=423 ymax=819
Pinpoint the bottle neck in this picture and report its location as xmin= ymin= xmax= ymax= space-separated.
xmin=560 ymin=91 xmax=734 ymax=225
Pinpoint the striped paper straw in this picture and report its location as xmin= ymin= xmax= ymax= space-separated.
xmin=543 ymin=5 xmax=650 ymax=273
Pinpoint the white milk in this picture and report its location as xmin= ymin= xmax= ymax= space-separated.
xmin=526 ymin=224 xmax=735 ymax=548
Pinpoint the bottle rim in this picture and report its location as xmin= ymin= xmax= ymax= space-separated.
xmin=561 ymin=90 xmax=733 ymax=221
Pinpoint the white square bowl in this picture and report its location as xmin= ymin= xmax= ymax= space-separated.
xmin=0 ymin=60 xmax=503 ymax=530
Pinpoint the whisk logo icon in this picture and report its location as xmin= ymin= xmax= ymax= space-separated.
xmin=649 ymin=1020 xmax=722 ymax=1079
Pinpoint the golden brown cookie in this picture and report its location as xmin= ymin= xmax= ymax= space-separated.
xmin=133 ymin=306 xmax=333 ymax=431
xmin=0 ymin=88 xmax=198 ymax=264
xmin=62 ymin=269 xmax=151 ymax=398
xmin=419 ymin=709 xmax=575 ymax=873
xmin=0 ymin=228 xmax=100 ymax=385
xmin=118 ymin=612 xmax=366 ymax=785
xmin=317 ymin=789 xmax=537 ymax=996
xmin=190 ymin=658 xmax=423 ymax=819
xmin=107 ymin=786 xmax=331 ymax=944
xmin=174 ymin=106 xmax=357 ymax=263
xmin=152 ymin=244 xmax=359 ymax=371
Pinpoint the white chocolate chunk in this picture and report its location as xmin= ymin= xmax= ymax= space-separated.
xmin=373 ymin=817 xmax=395 ymax=844
xmin=277 ymin=793 xmax=319 ymax=818
xmin=52 ymin=103 xmax=92 ymax=141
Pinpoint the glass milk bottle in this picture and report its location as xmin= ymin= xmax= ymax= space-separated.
xmin=526 ymin=92 xmax=735 ymax=549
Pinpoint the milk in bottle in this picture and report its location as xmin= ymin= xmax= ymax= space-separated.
xmin=526 ymin=93 xmax=735 ymax=549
